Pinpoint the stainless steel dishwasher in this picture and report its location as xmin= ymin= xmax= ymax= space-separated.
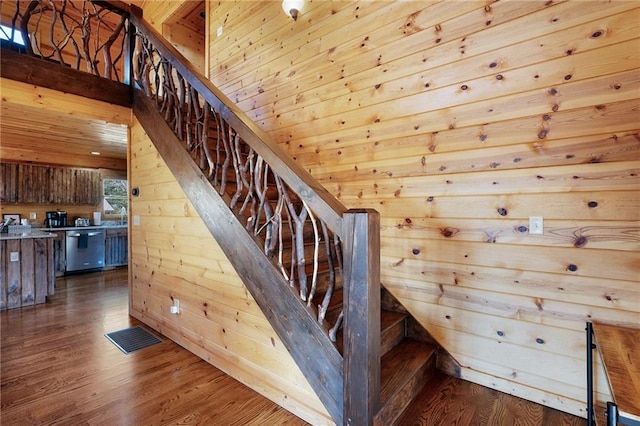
xmin=65 ymin=229 xmax=105 ymax=272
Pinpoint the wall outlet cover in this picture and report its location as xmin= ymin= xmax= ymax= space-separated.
xmin=529 ymin=216 xmax=544 ymax=235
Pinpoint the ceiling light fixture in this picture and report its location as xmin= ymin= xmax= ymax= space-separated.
xmin=90 ymin=151 xmax=101 ymax=155
xmin=282 ymin=0 xmax=304 ymax=21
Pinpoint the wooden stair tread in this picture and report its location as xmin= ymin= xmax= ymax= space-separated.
xmin=380 ymin=310 xmax=407 ymax=357
xmin=592 ymin=322 xmax=640 ymax=422
xmin=375 ymin=339 xmax=437 ymax=426
xmin=381 ymin=310 xmax=406 ymax=331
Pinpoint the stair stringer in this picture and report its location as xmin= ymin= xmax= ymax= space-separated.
xmin=133 ymin=89 xmax=344 ymax=425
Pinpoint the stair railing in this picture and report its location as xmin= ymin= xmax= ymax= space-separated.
xmin=129 ymin=13 xmax=381 ymax=423
xmin=1 ymin=2 xmax=381 ymax=423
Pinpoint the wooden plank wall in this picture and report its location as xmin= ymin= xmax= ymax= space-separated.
xmin=127 ymin=118 xmax=332 ymax=425
xmin=206 ymin=0 xmax=640 ymax=418
xmin=0 ymin=162 xmax=101 ymax=205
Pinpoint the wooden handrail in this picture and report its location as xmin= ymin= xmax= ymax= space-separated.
xmin=134 ymin=90 xmax=345 ymax=423
xmin=128 ymin=16 xmax=382 ymax=424
xmin=128 ymin=14 xmax=347 ymax=238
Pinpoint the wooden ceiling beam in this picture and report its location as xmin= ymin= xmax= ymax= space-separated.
xmin=0 ymin=48 xmax=132 ymax=108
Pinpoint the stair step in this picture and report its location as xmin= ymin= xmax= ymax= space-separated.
xmin=380 ymin=310 xmax=407 ymax=357
xmin=375 ymin=339 xmax=438 ymax=426
xmin=330 ymin=303 xmax=408 ymax=356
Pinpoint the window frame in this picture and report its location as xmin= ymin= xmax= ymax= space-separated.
xmin=102 ymin=177 xmax=129 ymax=219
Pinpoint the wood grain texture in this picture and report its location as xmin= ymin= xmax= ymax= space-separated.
xmin=0 ymin=269 xmax=309 ymax=426
xmin=0 ymin=268 xmax=587 ymax=426
xmin=0 ymin=77 xmax=129 ymax=170
xmin=592 ymin=322 xmax=640 ymax=422
xmin=342 ymin=209 xmax=381 ymax=424
xmin=397 ymin=371 xmax=586 ymax=426
xmin=206 ymin=0 xmax=640 ymax=418
xmin=0 ymin=163 xmax=101 ymax=205
xmin=0 ymin=237 xmax=54 ymax=310
xmin=133 ymin=90 xmax=344 ymax=424
xmin=128 ymin=117 xmax=334 ymax=425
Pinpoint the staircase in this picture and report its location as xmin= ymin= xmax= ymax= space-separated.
xmin=204 ymin=125 xmax=442 ymax=425
xmin=0 ymin=3 xmax=443 ymax=424
xmin=127 ymin=11 xmax=443 ymax=425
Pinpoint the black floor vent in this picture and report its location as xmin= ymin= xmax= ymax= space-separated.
xmin=105 ymin=326 xmax=162 ymax=354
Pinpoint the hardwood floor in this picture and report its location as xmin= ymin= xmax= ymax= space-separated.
xmin=397 ymin=371 xmax=586 ymax=426
xmin=1 ymin=269 xmax=306 ymax=426
xmin=1 ymin=269 xmax=586 ymax=426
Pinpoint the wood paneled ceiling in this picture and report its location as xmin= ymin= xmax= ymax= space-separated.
xmin=0 ymin=78 xmax=130 ymax=170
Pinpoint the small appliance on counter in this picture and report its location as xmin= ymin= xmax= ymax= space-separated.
xmin=74 ymin=217 xmax=90 ymax=227
xmin=0 ymin=216 xmax=16 ymax=233
xmin=45 ymin=211 xmax=67 ymax=228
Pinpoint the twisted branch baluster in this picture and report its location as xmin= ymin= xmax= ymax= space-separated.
xmin=212 ymin=108 xmax=224 ymax=187
xmin=274 ymin=176 xmax=295 ymax=287
xmin=219 ymin=119 xmax=232 ymax=197
xmin=57 ymin=2 xmax=83 ymax=69
xmin=99 ymin=13 xmax=126 ymax=80
xmin=45 ymin=1 xmax=65 ymax=64
xmin=303 ymin=200 xmax=320 ymax=307
xmin=131 ymin=30 xmax=346 ymax=344
xmin=19 ymin=1 xmax=41 ymax=56
xmin=318 ymin=221 xmax=336 ymax=324
xmin=9 ymin=0 xmax=127 ymax=81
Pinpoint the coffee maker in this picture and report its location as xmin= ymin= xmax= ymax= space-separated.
xmin=45 ymin=211 xmax=67 ymax=228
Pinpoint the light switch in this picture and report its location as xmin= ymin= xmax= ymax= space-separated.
xmin=529 ymin=216 xmax=544 ymax=235
xmin=133 ymin=215 xmax=140 ymax=226
xmin=10 ymin=252 xmax=19 ymax=262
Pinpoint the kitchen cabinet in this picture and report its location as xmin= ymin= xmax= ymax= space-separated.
xmin=105 ymin=227 xmax=128 ymax=267
xmin=0 ymin=162 xmax=19 ymax=203
xmin=52 ymin=232 xmax=66 ymax=277
xmin=0 ymin=162 xmax=100 ymax=205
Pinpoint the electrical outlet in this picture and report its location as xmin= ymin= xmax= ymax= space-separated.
xmin=170 ymin=299 xmax=180 ymax=314
xmin=30 ymin=212 xmax=37 ymax=220
xmin=529 ymin=216 xmax=544 ymax=235
xmin=217 ymin=26 xmax=223 ymax=37
xmin=10 ymin=252 xmax=19 ymax=262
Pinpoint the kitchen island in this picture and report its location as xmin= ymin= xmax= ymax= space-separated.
xmin=0 ymin=230 xmax=57 ymax=310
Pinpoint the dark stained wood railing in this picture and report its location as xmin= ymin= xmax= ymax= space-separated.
xmin=1 ymin=3 xmax=382 ymax=424
xmin=2 ymin=0 xmax=130 ymax=82
xmin=130 ymin=16 xmax=345 ymax=332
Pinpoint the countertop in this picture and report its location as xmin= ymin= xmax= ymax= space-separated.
xmin=1 ymin=224 xmax=128 ymax=240
xmin=40 ymin=224 xmax=128 ymax=232
xmin=0 ymin=231 xmax=58 ymax=240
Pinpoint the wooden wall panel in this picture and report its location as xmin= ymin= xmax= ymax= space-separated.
xmin=208 ymin=0 xmax=640 ymax=418
xmin=128 ymin=119 xmax=332 ymax=425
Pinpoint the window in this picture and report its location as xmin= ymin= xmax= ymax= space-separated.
xmin=103 ymin=179 xmax=128 ymax=216
xmin=0 ymin=24 xmax=25 ymax=45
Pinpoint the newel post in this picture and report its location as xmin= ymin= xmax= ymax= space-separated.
xmin=342 ymin=209 xmax=381 ymax=425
